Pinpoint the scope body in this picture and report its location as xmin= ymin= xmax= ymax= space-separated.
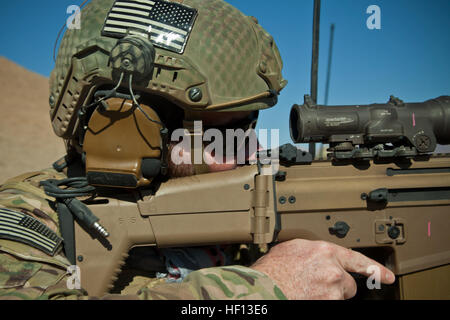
xmin=290 ymin=96 xmax=450 ymax=156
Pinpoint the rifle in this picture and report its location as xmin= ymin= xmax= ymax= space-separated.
xmin=72 ymin=95 xmax=450 ymax=299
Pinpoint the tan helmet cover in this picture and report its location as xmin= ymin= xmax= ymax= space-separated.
xmin=50 ymin=0 xmax=287 ymax=140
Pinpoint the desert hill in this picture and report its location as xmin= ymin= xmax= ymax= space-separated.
xmin=0 ymin=57 xmax=65 ymax=183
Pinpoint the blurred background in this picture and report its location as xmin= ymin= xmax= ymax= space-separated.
xmin=0 ymin=0 xmax=449 ymax=182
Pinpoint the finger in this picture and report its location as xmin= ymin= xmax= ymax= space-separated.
xmin=332 ymin=245 xmax=396 ymax=284
xmin=341 ymin=270 xmax=358 ymax=299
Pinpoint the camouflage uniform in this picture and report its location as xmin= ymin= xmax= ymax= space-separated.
xmin=0 ymin=169 xmax=286 ymax=300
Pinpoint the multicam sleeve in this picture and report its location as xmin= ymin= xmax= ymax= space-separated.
xmin=0 ymin=247 xmax=87 ymax=300
xmin=138 ymin=266 xmax=287 ymax=300
xmin=0 ymin=251 xmax=287 ymax=300
xmin=0 ymin=245 xmax=287 ymax=300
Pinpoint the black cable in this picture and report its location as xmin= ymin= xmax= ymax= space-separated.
xmin=88 ymin=72 xmax=125 ymax=109
xmin=40 ymin=177 xmax=96 ymax=199
xmin=78 ymin=72 xmax=125 ymax=146
xmin=40 ymin=178 xmax=109 ymax=239
xmin=129 ymin=74 xmax=165 ymax=128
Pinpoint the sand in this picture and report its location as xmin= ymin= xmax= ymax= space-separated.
xmin=0 ymin=57 xmax=65 ymax=183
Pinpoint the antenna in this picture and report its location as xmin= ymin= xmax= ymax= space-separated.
xmin=53 ymin=0 xmax=91 ymax=62
xmin=309 ymin=0 xmax=321 ymax=157
xmin=318 ymin=24 xmax=335 ymax=160
xmin=324 ymin=24 xmax=335 ymax=106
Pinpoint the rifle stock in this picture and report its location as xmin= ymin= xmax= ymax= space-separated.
xmin=75 ymin=156 xmax=450 ymax=299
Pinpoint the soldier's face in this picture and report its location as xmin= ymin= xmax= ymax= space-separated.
xmin=168 ymin=111 xmax=259 ymax=178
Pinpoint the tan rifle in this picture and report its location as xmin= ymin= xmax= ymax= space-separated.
xmin=71 ymin=153 xmax=450 ymax=299
xmin=68 ymin=95 xmax=450 ymax=299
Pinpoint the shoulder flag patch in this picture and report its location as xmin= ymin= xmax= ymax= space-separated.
xmin=0 ymin=208 xmax=63 ymax=256
xmin=102 ymin=0 xmax=198 ymax=54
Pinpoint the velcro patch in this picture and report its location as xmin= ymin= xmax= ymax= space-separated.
xmin=0 ymin=208 xmax=63 ymax=256
xmin=102 ymin=0 xmax=198 ymax=54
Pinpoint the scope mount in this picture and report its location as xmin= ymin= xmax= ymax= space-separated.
xmin=327 ymin=143 xmax=432 ymax=168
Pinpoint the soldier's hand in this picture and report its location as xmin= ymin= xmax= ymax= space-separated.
xmin=250 ymin=239 xmax=395 ymax=300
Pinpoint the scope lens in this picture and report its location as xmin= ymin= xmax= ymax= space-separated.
xmin=290 ymin=106 xmax=301 ymax=143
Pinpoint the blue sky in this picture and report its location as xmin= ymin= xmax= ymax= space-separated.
xmin=1 ymin=0 xmax=449 ymax=146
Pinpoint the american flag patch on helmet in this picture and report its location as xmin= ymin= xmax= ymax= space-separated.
xmin=102 ymin=0 xmax=198 ymax=54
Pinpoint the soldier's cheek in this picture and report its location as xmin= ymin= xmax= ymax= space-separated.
xmin=204 ymin=149 xmax=238 ymax=173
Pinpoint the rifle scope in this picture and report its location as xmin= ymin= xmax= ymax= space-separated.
xmin=290 ymin=96 xmax=450 ymax=159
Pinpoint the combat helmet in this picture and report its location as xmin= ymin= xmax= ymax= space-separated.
xmin=50 ymin=0 xmax=287 ymax=188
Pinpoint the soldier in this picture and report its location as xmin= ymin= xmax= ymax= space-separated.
xmin=0 ymin=0 xmax=394 ymax=300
